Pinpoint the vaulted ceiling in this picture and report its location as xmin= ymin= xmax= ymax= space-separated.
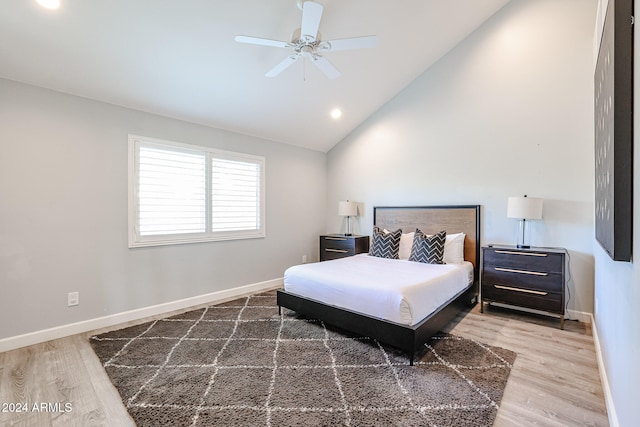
xmin=0 ymin=0 xmax=511 ymax=152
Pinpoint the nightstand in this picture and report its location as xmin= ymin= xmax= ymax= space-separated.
xmin=320 ymin=235 xmax=370 ymax=261
xmin=481 ymin=245 xmax=567 ymax=329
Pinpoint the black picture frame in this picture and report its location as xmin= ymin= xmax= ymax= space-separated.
xmin=594 ymin=0 xmax=633 ymax=262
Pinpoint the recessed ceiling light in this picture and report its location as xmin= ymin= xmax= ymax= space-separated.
xmin=37 ymin=0 xmax=60 ymax=10
xmin=331 ymin=109 xmax=342 ymax=119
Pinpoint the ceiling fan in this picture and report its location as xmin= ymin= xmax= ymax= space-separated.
xmin=235 ymin=1 xmax=378 ymax=79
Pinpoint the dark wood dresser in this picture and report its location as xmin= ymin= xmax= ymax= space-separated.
xmin=320 ymin=235 xmax=370 ymax=261
xmin=481 ymin=245 xmax=567 ymax=329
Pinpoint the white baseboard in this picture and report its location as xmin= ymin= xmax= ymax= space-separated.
xmin=591 ymin=313 xmax=619 ymax=427
xmin=0 ymin=278 xmax=283 ymax=353
xmin=566 ymin=309 xmax=591 ymax=323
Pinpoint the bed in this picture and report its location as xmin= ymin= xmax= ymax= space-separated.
xmin=277 ymin=205 xmax=480 ymax=365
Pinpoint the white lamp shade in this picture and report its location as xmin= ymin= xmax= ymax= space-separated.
xmin=507 ymin=197 xmax=543 ymax=220
xmin=338 ymin=200 xmax=358 ymax=217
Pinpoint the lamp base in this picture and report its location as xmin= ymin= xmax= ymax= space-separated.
xmin=515 ymin=219 xmax=531 ymax=249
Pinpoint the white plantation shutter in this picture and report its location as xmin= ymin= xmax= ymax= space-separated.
xmin=212 ymin=157 xmax=261 ymax=232
xmin=129 ymin=136 xmax=265 ymax=247
xmin=138 ymin=144 xmax=206 ymax=236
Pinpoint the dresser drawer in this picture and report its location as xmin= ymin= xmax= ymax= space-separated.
xmin=482 ymin=268 xmax=563 ymax=293
xmin=321 ymin=236 xmax=355 ymax=251
xmin=320 ymin=235 xmax=369 ymax=261
xmin=482 ymin=283 xmax=563 ymax=313
xmin=322 ymin=249 xmax=353 ymax=261
xmin=484 ymin=249 xmax=564 ymax=273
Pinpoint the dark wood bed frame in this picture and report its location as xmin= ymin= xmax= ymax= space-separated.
xmin=277 ymin=205 xmax=481 ymax=365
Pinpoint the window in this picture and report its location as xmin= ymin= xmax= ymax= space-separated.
xmin=128 ymin=135 xmax=265 ymax=247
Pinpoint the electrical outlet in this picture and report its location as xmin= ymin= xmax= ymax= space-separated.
xmin=302 ymin=255 xmax=308 ymax=263
xmin=68 ymin=292 xmax=79 ymax=307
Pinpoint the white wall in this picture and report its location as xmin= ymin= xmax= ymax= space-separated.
xmin=0 ymin=78 xmax=326 ymax=341
xmin=591 ymin=0 xmax=640 ymax=425
xmin=327 ymin=0 xmax=596 ymax=318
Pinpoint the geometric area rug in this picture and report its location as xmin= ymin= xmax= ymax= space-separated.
xmin=90 ymin=290 xmax=516 ymax=426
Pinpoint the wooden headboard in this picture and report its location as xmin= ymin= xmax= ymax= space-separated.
xmin=373 ymin=205 xmax=481 ymax=279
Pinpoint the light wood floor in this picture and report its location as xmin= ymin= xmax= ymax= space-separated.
xmin=447 ymin=304 xmax=608 ymax=427
xmin=0 ymin=302 xmax=608 ymax=426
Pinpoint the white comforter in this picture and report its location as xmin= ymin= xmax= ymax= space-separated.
xmin=283 ymin=254 xmax=473 ymax=326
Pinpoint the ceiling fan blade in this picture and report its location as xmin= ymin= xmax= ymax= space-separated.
xmin=265 ymin=54 xmax=300 ymax=78
xmin=300 ymin=1 xmax=323 ymax=41
xmin=320 ymin=35 xmax=378 ymax=51
xmin=235 ymin=35 xmax=290 ymax=49
xmin=311 ymin=56 xmax=340 ymax=79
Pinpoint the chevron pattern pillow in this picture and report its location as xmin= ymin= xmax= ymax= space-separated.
xmin=369 ymin=226 xmax=402 ymax=259
xmin=409 ymin=229 xmax=446 ymax=264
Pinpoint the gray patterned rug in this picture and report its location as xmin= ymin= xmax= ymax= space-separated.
xmin=90 ymin=290 xmax=515 ymax=426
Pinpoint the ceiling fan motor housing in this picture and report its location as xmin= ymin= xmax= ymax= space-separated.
xmin=234 ymin=1 xmax=377 ymax=79
xmin=291 ymin=29 xmax=323 ymax=52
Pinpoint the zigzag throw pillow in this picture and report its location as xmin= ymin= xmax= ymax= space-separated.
xmin=409 ymin=229 xmax=446 ymax=264
xmin=369 ymin=226 xmax=402 ymax=259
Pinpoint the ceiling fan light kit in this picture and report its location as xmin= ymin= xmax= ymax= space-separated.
xmin=235 ymin=1 xmax=378 ymax=79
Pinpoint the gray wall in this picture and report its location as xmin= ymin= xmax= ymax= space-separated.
xmin=327 ymin=0 xmax=596 ymax=318
xmin=592 ymin=0 xmax=640 ymax=425
xmin=0 ymin=78 xmax=327 ymax=340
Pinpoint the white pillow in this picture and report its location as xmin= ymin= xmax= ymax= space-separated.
xmin=383 ymin=229 xmax=413 ymax=260
xmin=443 ymin=232 xmax=466 ymax=264
xmin=399 ymin=232 xmax=415 ymax=260
xmin=385 ymin=229 xmax=465 ymax=262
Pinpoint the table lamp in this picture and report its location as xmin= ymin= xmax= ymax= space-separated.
xmin=338 ymin=200 xmax=358 ymax=236
xmin=507 ymin=195 xmax=543 ymax=248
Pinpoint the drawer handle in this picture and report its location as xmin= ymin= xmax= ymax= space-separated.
xmin=494 ymin=267 xmax=548 ymax=276
xmin=494 ymin=250 xmax=548 ymax=257
xmin=325 ymin=237 xmax=348 ymax=241
xmin=494 ymin=285 xmax=548 ymax=296
xmin=325 ymin=248 xmax=348 ymax=253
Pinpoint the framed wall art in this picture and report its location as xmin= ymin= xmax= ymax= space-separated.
xmin=594 ymin=0 xmax=633 ymax=262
